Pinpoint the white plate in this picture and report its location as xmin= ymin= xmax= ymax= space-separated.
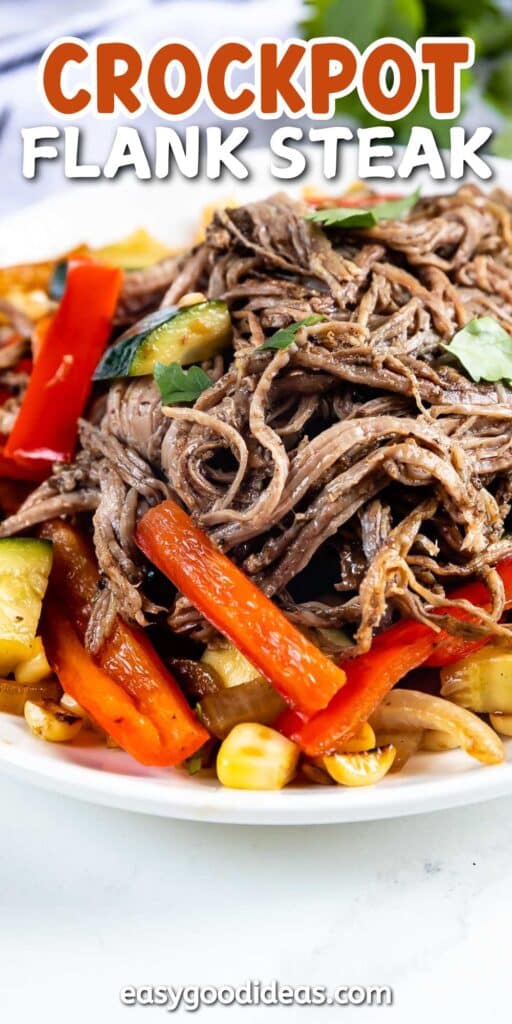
xmin=1 ymin=147 xmax=511 ymax=824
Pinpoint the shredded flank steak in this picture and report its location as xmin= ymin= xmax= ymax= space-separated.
xmin=3 ymin=185 xmax=512 ymax=657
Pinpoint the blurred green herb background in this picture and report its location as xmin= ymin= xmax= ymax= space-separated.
xmin=301 ymin=0 xmax=512 ymax=155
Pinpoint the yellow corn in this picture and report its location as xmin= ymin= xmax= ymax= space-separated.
xmin=14 ymin=637 xmax=52 ymax=685
xmin=216 ymin=723 xmax=299 ymax=790
xmin=60 ymin=693 xmax=106 ymax=737
xmin=93 ymin=228 xmax=170 ymax=269
xmin=3 ymin=287 xmax=54 ymax=322
xmin=322 ymin=746 xmax=396 ymax=787
xmin=177 ymin=291 xmax=207 ymax=308
xmin=24 ymin=699 xmax=83 ymax=743
xmin=337 ymin=722 xmax=376 ymax=753
xmin=490 ymin=712 xmax=512 ymax=737
xmin=60 ymin=692 xmax=88 ymax=719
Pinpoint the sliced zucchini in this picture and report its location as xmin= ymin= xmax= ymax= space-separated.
xmin=48 ymin=259 xmax=68 ymax=301
xmin=0 ymin=539 xmax=53 ymax=674
xmin=94 ymin=301 xmax=232 ymax=380
xmin=201 ymin=644 xmax=261 ymax=689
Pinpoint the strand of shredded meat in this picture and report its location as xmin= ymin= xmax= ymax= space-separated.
xmin=3 ymin=184 xmax=512 ymax=654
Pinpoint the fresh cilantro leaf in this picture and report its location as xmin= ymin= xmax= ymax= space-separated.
xmin=307 ymin=190 xmax=420 ymax=229
xmin=154 ymin=362 xmax=212 ymax=405
xmin=260 ymin=315 xmax=327 ymax=351
xmin=307 ymin=207 xmax=379 ymax=229
xmin=443 ymin=317 xmax=512 ymax=385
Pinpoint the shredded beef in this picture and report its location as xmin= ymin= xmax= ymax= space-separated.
xmin=4 ymin=184 xmax=512 ymax=653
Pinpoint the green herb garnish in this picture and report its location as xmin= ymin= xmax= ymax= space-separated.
xmin=306 ymin=190 xmax=420 ymax=229
xmin=154 ymin=362 xmax=212 ymax=404
xmin=184 ymin=752 xmax=203 ymax=775
xmin=260 ymin=315 xmax=327 ymax=351
xmin=443 ymin=317 xmax=512 ymax=386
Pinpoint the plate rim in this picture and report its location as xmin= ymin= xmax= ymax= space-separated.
xmin=1 ymin=149 xmax=512 ymax=824
xmin=1 ymin=714 xmax=512 ymax=824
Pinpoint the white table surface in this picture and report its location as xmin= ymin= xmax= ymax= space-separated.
xmin=1 ymin=773 xmax=511 ymax=1022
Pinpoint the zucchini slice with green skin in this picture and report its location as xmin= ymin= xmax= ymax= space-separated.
xmin=49 ymin=259 xmax=68 ymax=300
xmin=0 ymin=539 xmax=53 ymax=674
xmin=94 ymin=301 xmax=232 ymax=380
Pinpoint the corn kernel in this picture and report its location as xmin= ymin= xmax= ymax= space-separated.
xmin=177 ymin=291 xmax=207 ymax=308
xmin=216 ymin=723 xmax=299 ymax=790
xmin=337 ymin=722 xmax=376 ymax=753
xmin=24 ymin=699 xmax=83 ymax=743
xmin=15 ymin=637 xmax=52 ymax=685
xmin=323 ymin=746 xmax=396 ymax=787
xmin=60 ymin=692 xmax=88 ymax=719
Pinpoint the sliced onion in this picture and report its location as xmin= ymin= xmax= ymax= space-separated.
xmin=0 ymin=678 xmax=62 ymax=717
xmin=301 ymin=763 xmax=335 ymax=786
xmin=370 ymin=689 xmax=504 ymax=765
xmin=199 ymin=678 xmax=286 ymax=739
xmin=373 ymin=729 xmax=423 ymax=772
xmin=421 ymin=729 xmax=460 ymax=752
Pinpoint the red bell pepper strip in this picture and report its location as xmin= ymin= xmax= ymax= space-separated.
xmin=295 ymin=622 xmax=435 ymax=756
xmin=273 ymin=708 xmax=308 ymax=740
xmin=135 ymin=500 xmax=347 ymax=716
xmin=294 ymin=558 xmax=512 ymax=756
xmin=14 ymin=357 xmax=33 ymax=375
xmin=423 ymin=564 xmax=512 ymax=666
xmin=0 ymin=377 xmax=43 ymax=479
xmin=40 ymin=520 xmax=208 ymax=765
xmin=0 ymin=373 xmax=47 ymax=481
xmin=42 ymin=597 xmax=170 ymax=766
xmin=5 ymin=260 xmax=121 ymax=466
xmin=0 ymin=446 xmax=48 ymax=481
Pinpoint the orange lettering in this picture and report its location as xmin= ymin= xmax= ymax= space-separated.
xmin=96 ymin=43 xmax=142 ymax=114
xmin=43 ymin=41 xmax=90 ymax=115
xmin=208 ymin=42 xmax=254 ymax=115
xmin=361 ymin=42 xmax=417 ymax=118
xmin=420 ymin=40 xmax=471 ymax=116
xmin=148 ymin=44 xmax=202 ymax=116
xmin=310 ymin=42 xmax=357 ymax=116
xmin=260 ymin=42 xmax=306 ymax=116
